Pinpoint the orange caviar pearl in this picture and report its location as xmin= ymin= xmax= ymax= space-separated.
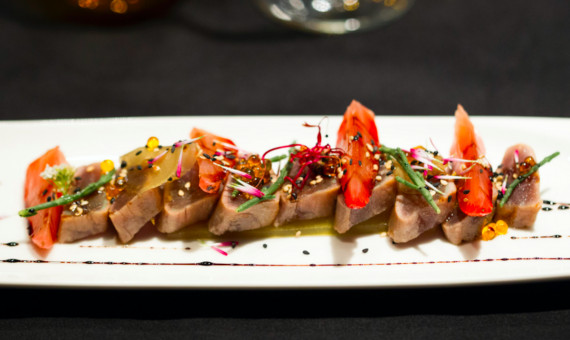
xmin=100 ymin=159 xmax=115 ymax=174
xmin=494 ymin=220 xmax=509 ymax=235
xmin=147 ymin=136 xmax=159 ymax=150
xmin=481 ymin=224 xmax=496 ymax=241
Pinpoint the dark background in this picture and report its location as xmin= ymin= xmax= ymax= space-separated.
xmin=1 ymin=0 xmax=570 ymax=338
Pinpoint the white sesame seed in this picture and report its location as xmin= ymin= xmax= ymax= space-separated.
xmin=375 ymin=175 xmax=382 ymax=182
xmin=440 ymin=179 xmax=448 ymax=186
xmin=80 ymin=200 xmax=88 ymax=206
xmin=295 ymin=230 xmax=301 ymax=237
xmin=338 ymin=171 xmax=344 ymax=179
xmin=86 ymin=166 xmax=94 ymax=173
xmin=366 ymin=151 xmax=370 ymax=158
xmin=366 ymin=143 xmax=373 ymax=152
xmin=70 ymin=203 xmax=77 ymax=212
xmin=373 ymin=164 xmax=379 ymax=171
xmin=374 ymin=154 xmax=380 ymax=160
xmin=75 ymin=207 xmax=83 ymax=216
xmin=184 ymin=182 xmax=191 ymax=190
xmin=178 ymin=190 xmax=185 ymax=197
xmin=430 ymin=190 xmax=436 ymax=196
xmin=385 ymin=160 xmax=392 ymax=169
xmin=310 ymin=180 xmax=317 ymax=186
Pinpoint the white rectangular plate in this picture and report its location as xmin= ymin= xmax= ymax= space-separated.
xmin=0 ymin=116 xmax=569 ymax=289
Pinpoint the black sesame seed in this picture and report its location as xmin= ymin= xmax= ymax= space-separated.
xmin=42 ymin=189 xmax=48 ymax=196
xmin=110 ymin=197 xmax=116 ymax=204
xmin=203 ymin=153 xmax=211 ymax=160
xmin=358 ymin=160 xmax=362 ymax=166
xmin=386 ymin=171 xmax=393 ymax=176
xmin=148 ymin=164 xmax=153 ymax=168
xmin=343 ymin=169 xmax=347 ymax=175
xmin=447 ymin=195 xmax=452 ymax=202
xmin=74 ymin=188 xmax=81 ymax=193
xmin=137 ymin=165 xmax=142 ymax=170
xmin=302 ymin=250 xmax=310 ymax=255
xmin=47 ymin=196 xmax=51 ymax=202
xmin=207 ymin=185 xmax=214 ymax=191
xmin=226 ymin=154 xmax=236 ymax=160
xmin=463 ymin=190 xmax=470 ymax=195
xmin=542 ymin=207 xmax=552 ymax=211
xmin=263 ymin=244 xmax=267 ymax=248
xmin=433 ymin=151 xmax=439 ymax=156
xmin=231 ymin=241 xmax=237 ymax=249
xmin=212 ymin=141 xmax=216 ymax=146
xmin=28 ymin=208 xmax=35 ymax=213
xmin=168 ymin=177 xmax=173 ymax=181
xmin=391 ymin=165 xmax=395 ymax=170
xmin=349 ymin=159 xmax=353 ymax=165
xmin=135 ymin=150 xmax=142 ymax=156
xmin=74 ymin=176 xmax=81 ymax=181
xmin=362 ymin=248 xmax=369 ymax=253
xmin=120 ymin=160 xmax=127 ymax=168
xmin=158 ymin=145 xmax=163 ymax=149
xmin=558 ymin=205 xmax=569 ymax=210
xmin=480 ymin=169 xmax=483 ymax=174
xmin=291 ymin=192 xmax=297 ymax=200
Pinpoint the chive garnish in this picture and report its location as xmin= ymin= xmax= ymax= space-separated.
xmin=268 ymin=154 xmax=288 ymax=163
xmin=499 ymin=151 xmax=559 ymax=207
xmin=18 ymin=169 xmax=116 ymax=217
xmin=379 ymin=145 xmax=440 ymax=214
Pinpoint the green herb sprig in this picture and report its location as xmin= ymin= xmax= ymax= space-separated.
xmin=379 ymin=145 xmax=441 ymax=214
xmin=499 ymin=151 xmax=559 ymax=207
xmin=19 ymin=169 xmax=116 ymax=217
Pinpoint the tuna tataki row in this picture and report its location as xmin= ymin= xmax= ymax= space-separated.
xmin=19 ymin=101 xmax=559 ymax=250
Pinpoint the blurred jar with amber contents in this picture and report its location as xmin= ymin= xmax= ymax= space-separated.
xmin=4 ymin=0 xmax=176 ymax=22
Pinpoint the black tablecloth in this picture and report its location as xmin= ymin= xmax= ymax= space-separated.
xmin=1 ymin=0 xmax=569 ymax=338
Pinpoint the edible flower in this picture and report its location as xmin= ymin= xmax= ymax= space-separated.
xmin=40 ymin=164 xmax=75 ymax=194
xmin=228 ymin=177 xmax=265 ymax=198
xmin=213 ymin=163 xmax=252 ymax=179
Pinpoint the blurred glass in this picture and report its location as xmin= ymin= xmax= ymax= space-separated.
xmin=254 ymin=0 xmax=414 ymax=34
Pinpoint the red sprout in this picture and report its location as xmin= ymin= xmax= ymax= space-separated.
xmin=262 ymin=121 xmax=344 ymax=190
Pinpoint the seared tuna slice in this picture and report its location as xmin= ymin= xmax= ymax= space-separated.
xmin=156 ymin=164 xmax=221 ymax=233
xmin=109 ymin=167 xmax=163 ymax=243
xmin=494 ymin=144 xmax=541 ymax=228
xmin=442 ymin=187 xmax=498 ymax=245
xmin=110 ymin=187 xmax=162 ymax=243
xmin=388 ymin=181 xmax=457 ymax=243
xmin=334 ymin=167 xmax=397 ymax=233
xmin=59 ymin=163 xmax=110 ymax=243
xmin=208 ymin=176 xmax=279 ymax=235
